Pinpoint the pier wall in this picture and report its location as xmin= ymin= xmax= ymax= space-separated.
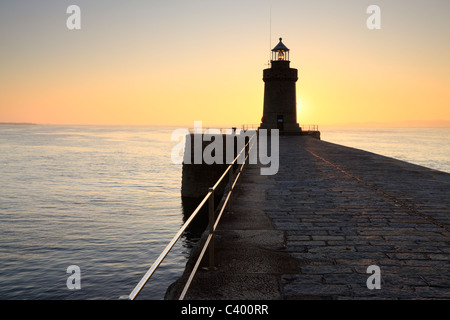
xmin=181 ymin=133 xmax=238 ymax=199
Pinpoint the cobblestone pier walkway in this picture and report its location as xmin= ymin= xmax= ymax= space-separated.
xmin=176 ymin=136 xmax=450 ymax=300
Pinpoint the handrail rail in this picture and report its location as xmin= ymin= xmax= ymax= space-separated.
xmin=120 ymin=131 xmax=257 ymax=300
xmin=241 ymin=123 xmax=319 ymax=132
xmin=188 ymin=127 xmax=253 ymax=134
xmin=241 ymin=124 xmax=260 ymax=130
xmin=178 ymin=143 xmax=254 ymax=300
xmin=299 ymin=124 xmax=319 ymax=131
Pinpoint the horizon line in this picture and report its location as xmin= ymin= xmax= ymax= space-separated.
xmin=1 ymin=120 xmax=450 ymax=128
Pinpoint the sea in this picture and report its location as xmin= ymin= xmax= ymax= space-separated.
xmin=0 ymin=124 xmax=449 ymax=300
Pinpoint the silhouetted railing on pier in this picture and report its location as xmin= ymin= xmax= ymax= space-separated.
xmin=120 ymin=132 xmax=257 ymax=300
xmin=300 ymin=124 xmax=319 ymax=132
xmin=241 ymin=124 xmax=319 ymax=132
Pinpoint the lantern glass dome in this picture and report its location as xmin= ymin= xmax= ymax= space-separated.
xmin=271 ymin=38 xmax=290 ymax=61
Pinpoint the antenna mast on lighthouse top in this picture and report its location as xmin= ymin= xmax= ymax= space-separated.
xmin=269 ymin=5 xmax=272 ymax=64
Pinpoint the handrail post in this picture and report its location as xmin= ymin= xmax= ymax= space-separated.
xmin=245 ymin=137 xmax=249 ymax=163
xmin=208 ymin=187 xmax=215 ymax=269
xmin=228 ymin=166 xmax=233 ymax=213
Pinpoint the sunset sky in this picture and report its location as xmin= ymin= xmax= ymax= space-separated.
xmin=1 ymin=0 xmax=449 ymax=127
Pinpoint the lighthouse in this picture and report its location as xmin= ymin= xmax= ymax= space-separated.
xmin=259 ymin=38 xmax=302 ymax=134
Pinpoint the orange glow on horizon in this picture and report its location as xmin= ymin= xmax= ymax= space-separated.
xmin=1 ymin=1 xmax=449 ymax=128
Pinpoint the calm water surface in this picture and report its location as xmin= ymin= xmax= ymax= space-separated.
xmin=0 ymin=125 xmax=448 ymax=300
xmin=0 ymin=125 xmax=199 ymax=300
xmin=321 ymin=126 xmax=450 ymax=173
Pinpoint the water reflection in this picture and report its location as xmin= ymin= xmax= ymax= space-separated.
xmin=180 ymin=194 xmax=224 ymax=250
xmin=181 ymin=196 xmax=208 ymax=248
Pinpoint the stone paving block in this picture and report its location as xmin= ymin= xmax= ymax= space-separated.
xmin=283 ymin=283 xmax=353 ymax=300
xmin=427 ymin=253 xmax=450 ymax=261
xmin=401 ymin=260 xmax=447 ymax=267
xmin=307 ymin=246 xmax=357 ymax=253
xmin=289 ymin=252 xmax=334 ymax=262
xmin=323 ymin=273 xmax=366 ymax=286
xmin=385 ymin=253 xmax=429 ymax=260
xmin=286 ymin=235 xmax=311 ymax=241
xmin=300 ymin=265 xmax=354 ymax=275
xmin=311 ymin=235 xmax=346 ymax=241
xmin=287 ymin=240 xmax=326 ymax=247
xmin=414 ymin=287 xmax=450 ymax=299
xmin=281 ymin=274 xmax=324 ymax=285
xmin=420 ymin=274 xmax=450 ymax=287
xmin=356 ymin=245 xmax=396 ymax=253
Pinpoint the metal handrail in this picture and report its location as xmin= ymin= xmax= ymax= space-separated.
xmin=188 ymin=127 xmax=251 ymax=134
xmin=241 ymin=124 xmax=260 ymax=130
xmin=241 ymin=123 xmax=319 ymax=131
xmin=120 ymin=131 xmax=257 ymax=300
xmin=178 ymin=139 xmax=255 ymax=300
xmin=300 ymin=124 xmax=319 ymax=131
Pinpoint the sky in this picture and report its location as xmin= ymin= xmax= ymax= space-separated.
xmin=0 ymin=0 xmax=449 ymax=127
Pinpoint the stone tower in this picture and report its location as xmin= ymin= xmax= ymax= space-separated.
xmin=259 ymin=38 xmax=301 ymax=134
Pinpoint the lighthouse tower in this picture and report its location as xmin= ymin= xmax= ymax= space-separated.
xmin=259 ymin=38 xmax=301 ymax=134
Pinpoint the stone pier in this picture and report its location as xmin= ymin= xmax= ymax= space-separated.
xmin=168 ymin=136 xmax=450 ymax=300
